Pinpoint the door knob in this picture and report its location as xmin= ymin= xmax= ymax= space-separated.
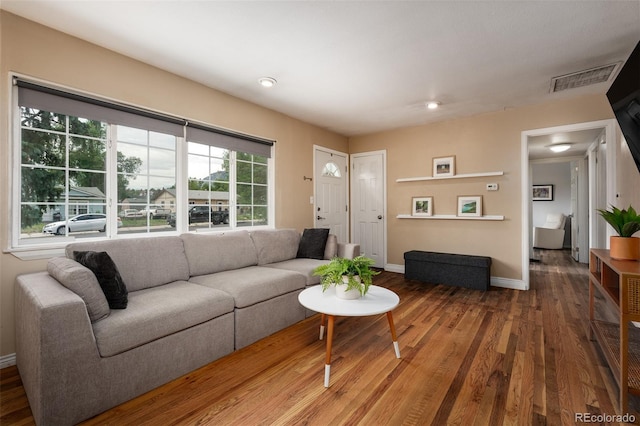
xmin=317 ymin=216 xmax=326 ymax=220
xmin=378 ymin=215 xmax=383 ymax=220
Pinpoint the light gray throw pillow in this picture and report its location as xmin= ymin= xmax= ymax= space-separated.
xmin=47 ymin=256 xmax=110 ymax=323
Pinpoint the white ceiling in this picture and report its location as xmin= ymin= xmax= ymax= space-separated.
xmin=528 ymin=128 xmax=605 ymax=161
xmin=2 ymin=1 xmax=640 ymax=140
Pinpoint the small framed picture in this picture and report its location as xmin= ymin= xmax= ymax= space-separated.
xmin=412 ymin=197 xmax=433 ymax=216
xmin=433 ymin=156 xmax=455 ymax=177
xmin=457 ymin=196 xmax=482 ymax=217
xmin=532 ymin=184 xmax=553 ymax=201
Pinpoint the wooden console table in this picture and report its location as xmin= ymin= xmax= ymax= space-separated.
xmin=589 ymin=248 xmax=640 ymax=412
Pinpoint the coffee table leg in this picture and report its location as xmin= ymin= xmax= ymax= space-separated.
xmin=319 ymin=313 xmax=326 ymax=340
xmin=324 ymin=315 xmax=335 ymax=387
xmin=386 ymin=311 xmax=401 ymax=358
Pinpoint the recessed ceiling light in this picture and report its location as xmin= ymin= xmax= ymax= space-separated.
xmin=426 ymin=101 xmax=440 ymax=110
xmin=548 ymin=143 xmax=572 ymax=153
xmin=258 ymin=77 xmax=277 ymax=88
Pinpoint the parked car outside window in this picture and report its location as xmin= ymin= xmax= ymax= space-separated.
xmin=119 ymin=209 xmax=144 ymax=218
xmin=43 ymin=214 xmax=122 ymax=235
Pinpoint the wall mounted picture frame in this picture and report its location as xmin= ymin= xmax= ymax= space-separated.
xmin=457 ymin=195 xmax=482 ymax=217
xmin=433 ymin=155 xmax=455 ymax=177
xmin=412 ymin=197 xmax=433 ymax=216
xmin=532 ymin=184 xmax=553 ymax=201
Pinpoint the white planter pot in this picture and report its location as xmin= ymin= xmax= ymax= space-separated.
xmin=335 ymin=275 xmax=362 ymax=300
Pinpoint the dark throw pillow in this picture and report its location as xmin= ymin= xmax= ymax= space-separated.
xmin=297 ymin=228 xmax=330 ymax=260
xmin=74 ymin=251 xmax=128 ymax=309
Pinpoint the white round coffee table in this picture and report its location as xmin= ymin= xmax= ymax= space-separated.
xmin=298 ymin=284 xmax=401 ymax=387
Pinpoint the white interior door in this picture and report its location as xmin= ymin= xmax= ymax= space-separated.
xmin=570 ymin=161 xmax=579 ymax=261
xmin=351 ymin=151 xmax=386 ymax=268
xmin=314 ymin=147 xmax=348 ymax=243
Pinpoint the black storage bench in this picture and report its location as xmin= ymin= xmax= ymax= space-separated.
xmin=404 ymin=250 xmax=492 ymax=291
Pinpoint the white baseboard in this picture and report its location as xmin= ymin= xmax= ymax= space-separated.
xmin=384 ymin=263 xmax=528 ymax=291
xmin=384 ymin=263 xmax=405 ymax=274
xmin=491 ymin=277 xmax=528 ymax=290
xmin=1 ymin=353 xmax=16 ymax=369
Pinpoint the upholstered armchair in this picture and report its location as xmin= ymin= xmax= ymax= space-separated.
xmin=533 ymin=213 xmax=566 ymax=249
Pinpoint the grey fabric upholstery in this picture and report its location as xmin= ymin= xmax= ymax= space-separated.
xmin=93 ymin=282 xmax=234 ymax=357
xmin=263 ymin=258 xmax=329 ymax=286
xmin=189 ymin=266 xmax=306 ymax=308
xmin=16 ymin=228 xmax=360 ymax=425
xmin=250 ymin=228 xmax=300 ymax=265
xmin=47 ymin=257 xmax=110 ymax=323
xmin=324 ymin=234 xmax=338 ymax=259
xmin=16 ymin=271 xmax=235 ymax=426
xmin=181 ymin=231 xmax=257 ymax=275
xmin=65 ymin=237 xmax=190 ymax=291
xmin=234 ymin=291 xmax=306 ymax=349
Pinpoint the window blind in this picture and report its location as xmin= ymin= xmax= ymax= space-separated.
xmin=17 ymin=79 xmax=275 ymax=156
xmin=17 ymin=80 xmax=185 ymax=137
xmin=186 ymin=123 xmax=274 ymax=158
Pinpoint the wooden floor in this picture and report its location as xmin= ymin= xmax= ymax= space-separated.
xmin=1 ymin=249 xmax=638 ymax=425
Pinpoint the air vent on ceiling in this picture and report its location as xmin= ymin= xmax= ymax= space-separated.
xmin=550 ymin=62 xmax=621 ymax=93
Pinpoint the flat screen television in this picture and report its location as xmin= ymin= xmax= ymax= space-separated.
xmin=607 ymin=40 xmax=640 ymax=174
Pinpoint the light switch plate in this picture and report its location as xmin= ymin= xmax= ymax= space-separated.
xmin=486 ymin=183 xmax=498 ymax=191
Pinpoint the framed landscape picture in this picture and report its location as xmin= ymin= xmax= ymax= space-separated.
xmin=412 ymin=197 xmax=433 ymax=216
xmin=433 ymin=156 xmax=455 ymax=177
xmin=457 ymin=195 xmax=482 ymax=217
xmin=532 ymin=184 xmax=553 ymax=201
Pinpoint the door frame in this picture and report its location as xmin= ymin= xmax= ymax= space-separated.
xmin=313 ymin=145 xmax=349 ymax=240
xmin=521 ymin=119 xmax=617 ymax=289
xmin=350 ymin=150 xmax=387 ymax=268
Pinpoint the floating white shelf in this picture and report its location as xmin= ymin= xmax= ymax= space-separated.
xmin=396 ymin=214 xmax=505 ymax=221
xmin=396 ymin=171 xmax=504 ymax=182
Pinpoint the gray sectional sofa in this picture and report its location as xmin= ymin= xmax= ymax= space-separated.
xmin=15 ymin=228 xmax=359 ymax=425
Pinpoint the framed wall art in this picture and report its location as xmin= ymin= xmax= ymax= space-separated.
xmin=412 ymin=197 xmax=433 ymax=216
xmin=433 ymin=155 xmax=455 ymax=177
xmin=457 ymin=195 xmax=482 ymax=217
xmin=532 ymin=184 xmax=553 ymax=201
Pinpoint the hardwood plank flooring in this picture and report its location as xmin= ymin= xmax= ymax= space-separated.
xmin=2 ymin=249 xmax=638 ymax=425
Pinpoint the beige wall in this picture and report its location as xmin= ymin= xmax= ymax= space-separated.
xmin=0 ymin=12 xmax=348 ymax=357
xmin=617 ymin=133 xmax=640 ymax=210
xmin=349 ymin=95 xmax=616 ymax=281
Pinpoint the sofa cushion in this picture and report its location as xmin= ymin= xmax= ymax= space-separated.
xmin=65 ymin=237 xmax=190 ymax=292
xmin=47 ymin=257 xmax=110 ymax=322
xmin=324 ymin=234 xmax=338 ymax=259
xmin=181 ymin=231 xmax=258 ymax=276
xmin=74 ymin=251 xmax=128 ymax=309
xmin=92 ymin=281 xmax=234 ymax=357
xmin=297 ymin=228 xmax=330 ymax=259
xmin=250 ymin=229 xmax=300 ymax=265
xmin=189 ymin=266 xmax=306 ymax=308
xmin=263 ymin=258 xmax=329 ymax=286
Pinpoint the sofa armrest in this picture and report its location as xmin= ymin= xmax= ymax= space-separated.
xmin=15 ymin=272 xmax=101 ymax=425
xmin=337 ymin=243 xmax=360 ymax=259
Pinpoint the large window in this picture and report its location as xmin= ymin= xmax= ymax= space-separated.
xmin=116 ymin=125 xmax=177 ymax=233
xmin=12 ymin=79 xmax=273 ymax=251
xmin=20 ymin=108 xmax=108 ymax=238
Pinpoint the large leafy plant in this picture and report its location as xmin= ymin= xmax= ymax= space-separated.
xmin=597 ymin=205 xmax=640 ymax=237
xmin=313 ymin=255 xmax=380 ymax=295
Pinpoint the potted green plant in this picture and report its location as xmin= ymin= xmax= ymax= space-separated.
xmin=597 ymin=205 xmax=640 ymax=260
xmin=313 ymin=255 xmax=380 ymax=299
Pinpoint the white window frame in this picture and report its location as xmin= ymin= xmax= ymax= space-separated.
xmin=8 ymin=76 xmax=275 ymax=259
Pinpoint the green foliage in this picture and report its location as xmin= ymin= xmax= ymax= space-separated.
xmin=313 ymin=255 xmax=380 ymax=296
xmin=597 ymin=205 xmax=640 ymax=237
xmin=19 ymin=108 xmax=144 ymax=226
